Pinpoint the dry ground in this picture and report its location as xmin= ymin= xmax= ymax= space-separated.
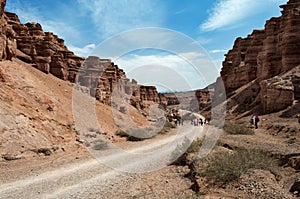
xmin=1 ymin=59 xmax=300 ymax=198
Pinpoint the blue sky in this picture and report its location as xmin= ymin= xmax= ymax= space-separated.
xmin=5 ymin=0 xmax=287 ymax=91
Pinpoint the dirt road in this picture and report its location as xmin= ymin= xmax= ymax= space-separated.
xmin=0 ymin=125 xmax=205 ymax=199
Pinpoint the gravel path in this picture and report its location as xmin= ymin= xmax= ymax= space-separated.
xmin=0 ymin=126 xmax=204 ymax=199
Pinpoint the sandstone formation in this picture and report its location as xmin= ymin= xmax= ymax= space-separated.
xmin=0 ymin=3 xmax=166 ymax=108
xmin=260 ymin=76 xmax=294 ymax=113
xmin=0 ymin=0 xmax=16 ymax=61
xmin=78 ymin=56 xmax=167 ymax=108
xmin=4 ymin=11 xmax=84 ymax=82
xmin=163 ymin=88 xmax=212 ymax=117
xmin=216 ymin=0 xmax=300 ymax=114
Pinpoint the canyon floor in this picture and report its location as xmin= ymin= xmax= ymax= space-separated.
xmin=1 ymin=60 xmax=300 ymax=198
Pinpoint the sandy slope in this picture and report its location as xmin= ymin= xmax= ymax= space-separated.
xmin=0 ymin=59 xmax=150 ymax=159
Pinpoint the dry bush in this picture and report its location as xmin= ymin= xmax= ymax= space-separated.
xmin=201 ymin=149 xmax=279 ymax=184
xmin=115 ymin=130 xmax=128 ymax=137
xmin=223 ymin=121 xmax=254 ymax=135
xmin=93 ymin=141 xmax=108 ymax=150
xmin=187 ymin=139 xmax=202 ymax=153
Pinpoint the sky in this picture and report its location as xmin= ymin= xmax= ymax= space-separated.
xmin=5 ymin=0 xmax=287 ymax=92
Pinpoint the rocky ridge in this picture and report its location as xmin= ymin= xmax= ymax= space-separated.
xmin=216 ymin=0 xmax=300 ymax=115
xmin=77 ymin=56 xmax=167 ymax=109
xmin=0 ymin=0 xmax=166 ymax=108
xmin=1 ymin=2 xmax=84 ymax=82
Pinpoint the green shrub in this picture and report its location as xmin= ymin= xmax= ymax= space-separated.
xmin=202 ymin=149 xmax=278 ymax=184
xmin=223 ymin=121 xmax=254 ymax=135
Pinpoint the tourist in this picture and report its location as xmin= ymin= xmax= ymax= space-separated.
xmin=199 ymin=118 xmax=203 ymax=126
xmin=252 ymin=114 xmax=259 ymax=129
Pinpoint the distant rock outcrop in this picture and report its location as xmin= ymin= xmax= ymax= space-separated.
xmin=78 ymin=56 xmax=167 ymax=108
xmin=216 ymin=0 xmax=300 ymax=115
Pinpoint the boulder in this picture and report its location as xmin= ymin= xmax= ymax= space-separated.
xmin=260 ymin=76 xmax=294 ymax=113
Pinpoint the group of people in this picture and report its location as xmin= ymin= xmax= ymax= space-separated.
xmin=191 ymin=118 xmax=205 ymax=126
xmin=173 ymin=118 xmax=184 ymax=126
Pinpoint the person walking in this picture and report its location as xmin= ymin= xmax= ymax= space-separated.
xmin=254 ymin=114 xmax=260 ymax=129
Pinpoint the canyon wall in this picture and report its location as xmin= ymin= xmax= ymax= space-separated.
xmin=4 ymin=11 xmax=84 ymax=82
xmin=0 ymin=2 xmax=166 ymax=108
xmin=217 ymin=0 xmax=300 ymax=114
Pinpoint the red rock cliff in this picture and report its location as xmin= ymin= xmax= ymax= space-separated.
xmin=217 ymin=0 xmax=300 ymax=114
xmin=0 ymin=4 xmax=165 ymax=107
xmin=78 ymin=56 xmax=167 ymax=107
xmin=221 ymin=0 xmax=300 ymax=95
xmin=3 ymin=11 xmax=84 ymax=82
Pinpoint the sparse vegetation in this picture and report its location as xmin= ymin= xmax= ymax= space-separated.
xmin=115 ymin=130 xmax=128 ymax=137
xmin=158 ymin=121 xmax=177 ymax=134
xmin=114 ymin=129 xmax=146 ymax=141
xmin=208 ymin=119 xmax=225 ymax=128
xmin=165 ymin=121 xmax=177 ymax=129
xmin=31 ymin=147 xmax=52 ymax=156
xmin=201 ymin=148 xmax=279 ymax=184
xmin=119 ymin=106 xmax=126 ymax=113
xmin=84 ymin=133 xmax=97 ymax=138
xmin=223 ymin=121 xmax=254 ymax=135
xmin=115 ymin=127 xmax=160 ymax=141
xmin=88 ymin=127 xmax=102 ymax=134
xmin=127 ymin=135 xmax=143 ymax=142
xmin=93 ymin=141 xmax=108 ymax=150
xmin=187 ymin=139 xmax=202 ymax=153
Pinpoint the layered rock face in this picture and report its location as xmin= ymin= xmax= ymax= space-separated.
xmin=78 ymin=56 xmax=167 ymax=107
xmin=217 ymin=0 xmax=300 ymax=114
xmin=163 ymin=88 xmax=212 ymax=117
xmin=0 ymin=4 xmax=165 ymax=108
xmin=0 ymin=0 xmax=16 ymax=61
xmin=3 ymin=12 xmax=84 ymax=82
xmin=260 ymin=76 xmax=294 ymax=113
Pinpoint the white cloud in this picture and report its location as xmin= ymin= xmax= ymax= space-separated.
xmin=114 ymin=52 xmax=215 ymax=92
xmin=200 ymin=0 xmax=257 ymax=31
xmin=77 ymin=0 xmax=164 ymax=39
xmin=68 ymin=44 xmax=96 ymax=58
xmin=200 ymin=0 xmax=287 ymax=31
xmin=209 ymin=49 xmax=227 ymax=54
